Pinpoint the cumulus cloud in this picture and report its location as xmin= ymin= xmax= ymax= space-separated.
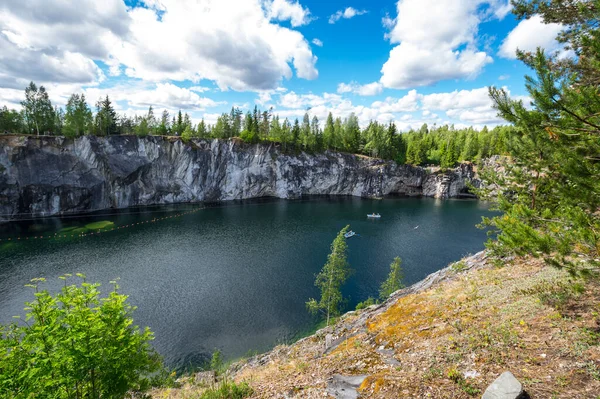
xmin=328 ymin=7 xmax=368 ymax=24
xmin=370 ymin=90 xmax=421 ymax=112
xmin=126 ymin=83 xmax=225 ymax=110
xmin=337 ymin=81 xmax=383 ymax=96
xmin=112 ymin=0 xmax=318 ymax=91
xmin=273 ymin=86 xmax=510 ymax=129
xmin=379 ymin=0 xmax=512 ymax=89
xmin=421 ymin=87 xmax=505 ymax=125
xmin=266 ymin=0 xmax=313 ymax=27
xmin=312 ymin=38 xmax=323 ymax=47
xmin=0 ymin=0 xmax=126 ymax=89
xmin=498 ymin=14 xmax=563 ymax=59
xmin=0 ymin=0 xmax=318 ymax=94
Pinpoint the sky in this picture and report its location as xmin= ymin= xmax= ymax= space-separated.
xmin=0 ymin=0 xmax=566 ymax=130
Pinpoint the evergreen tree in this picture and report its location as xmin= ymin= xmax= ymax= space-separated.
xmin=280 ymin=118 xmax=291 ymax=150
xmin=379 ymin=257 xmax=404 ymax=300
xmin=306 ymin=226 xmax=353 ymax=326
xmin=343 ymin=113 xmax=361 ymax=153
xmin=197 ymin=118 xmax=208 ymax=138
xmin=158 ymin=110 xmax=170 ymax=136
xmin=94 ymin=96 xmax=117 ymax=136
xmin=260 ymin=110 xmax=270 ymax=138
xmin=291 ymin=118 xmax=300 ymax=147
xmin=480 ymin=0 xmax=600 ymax=273
xmin=269 ymin=115 xmax=282 ymax=141
xmin=323 ymin=112 xmax=335 ymax=150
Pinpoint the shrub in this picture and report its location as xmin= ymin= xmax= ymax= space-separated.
xmin=356 ymin=297 xmax=378 ymax=310
xmin=0 ymin=275 xmax=161 ymax=399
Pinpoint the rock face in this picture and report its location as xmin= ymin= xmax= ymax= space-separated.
xmin=0 ymin=135 xmax=479 ymax=222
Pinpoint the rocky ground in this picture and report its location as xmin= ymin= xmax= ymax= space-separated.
xmin=152 ymin=252 xmax=600 ymax=398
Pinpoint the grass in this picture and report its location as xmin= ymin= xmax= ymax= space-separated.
xmin=198 ymin=380 xmax=253 ymax=399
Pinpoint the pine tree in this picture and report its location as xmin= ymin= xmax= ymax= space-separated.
xmin=306 ymin=225 xmax=353 ymax=326
xmin=291 ymin=118 xmax=300 ymax=147
xmin=197 ymin=118 xmax=208 ymax=138
xmin=480 ymin=1 xmax=600 ymax=273
xmin=379 ymin=257 xmax=404 ymax=300
xmin=94 ymin=96 xmax=117 ymax=136
xmin=158 ymin=110 xmax=170 ymax=136
xmin=323 ymin=112 xmax=335 ymax=150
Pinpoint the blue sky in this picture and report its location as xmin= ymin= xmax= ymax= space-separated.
xmin=0 ymin=0 xmax=565 ymax=129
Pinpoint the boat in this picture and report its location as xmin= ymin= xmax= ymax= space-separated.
xmin=344 ymin=230 xmax=356 ymax=239
xmin=367 ymin=213 xmax=381 ymax=218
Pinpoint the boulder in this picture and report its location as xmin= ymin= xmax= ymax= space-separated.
xmin=326 ymin=374 xmax=367 ymax=399
xmin=482 ymin=371 xmax=526 ymax=399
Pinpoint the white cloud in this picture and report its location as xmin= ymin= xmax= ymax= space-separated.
xmin=266 ymin=0 xmax=313 ymax=27
xmin=328 ymin=7 xmax=367 ymax=24
xmin=337 ymin=81 xmax=383 ymax=96
xmin=256 ymin=91 xmax=273 ymax=106
xmin=0 ymin=0 xmax=318 ymax=93
xmin=498 ymin=74 xmax=510 ymax=80
xmin=273 ymin=86 xmax=509 ymax=129
xmin=189 ymin=86 xmax=211 ymax=93
xmin=371 ymin=90 xmax=421 ymax=112
xmin=421 ymin=87 xmax=505 ymax=125
xmin=498 ymin=14 xmax=563 ymax=59
xmin=126 ymin=83 xmax=224 ymax=110
xmin=379 ymin=0 xmax=510 ymax=89
xmin=312 ymin=38 xmax=323 ymax=47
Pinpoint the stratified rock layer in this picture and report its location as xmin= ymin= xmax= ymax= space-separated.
xmin=0 ymin=135 xmax=479 ymax=221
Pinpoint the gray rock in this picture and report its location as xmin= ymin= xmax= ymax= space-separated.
xmin=482 ymin=371 xmax=525 ymax=399
xmin=193 ymin=370 xmax=216 ymax=386
xmin=0 ymin=136 xmax=480 ymax=222
xmin=327 ymin=374 xmax=367 ymax=399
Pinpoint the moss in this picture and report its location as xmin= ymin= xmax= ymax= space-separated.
xmin=85 ymin=220 xmax=115 ymax=230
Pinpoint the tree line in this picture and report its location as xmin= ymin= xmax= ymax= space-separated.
xmin=1 ymin=82 xmax=516 ymax=168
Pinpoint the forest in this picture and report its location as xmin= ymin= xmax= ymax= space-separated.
xmin=0 ymin=82 xmax=514 ymax=168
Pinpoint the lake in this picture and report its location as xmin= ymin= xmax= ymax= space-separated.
xmin=0 ymin=197 xmax=493 ymax=370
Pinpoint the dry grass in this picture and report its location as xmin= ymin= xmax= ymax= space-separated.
xmin=153 ymin=255 xmax=600 ymax=398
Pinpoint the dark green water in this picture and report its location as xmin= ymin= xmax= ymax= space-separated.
xmin=0 ymin=197 xmax=492 ymax=369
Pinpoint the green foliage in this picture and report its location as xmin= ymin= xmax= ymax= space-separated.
xmin=355 ymin=297 xmax=378 ymax=310
xmin=94 ymin=95 xmax=118 ymax=136
xmin=21 ymin=81 xmax=56 ymax=135
xmin=379 ymin=257 xmax=405 ymax=300
xmin=446 ymin=367 xmax=481 ymax=396
xmin=306 ymin=225 xmax=353 ymax=326
xmin=181 ymin=125 xmax=195 ymax=143
xmin=0 ymin=105 xmax=24 ymax=134
xmin=199 ymin=379 xmax=253 ymax=399
xmin=0 ymin=275 xmax=161 ymax=399
xmin=451 ymin=260 xmax=468 ymax=273
xmin=210 ymin=350 xmax=225 ymax=375
xmin=478 ymin=1 xmax=600 ymax=274
xmin=64 ymin=94 xmax=93 ymax=138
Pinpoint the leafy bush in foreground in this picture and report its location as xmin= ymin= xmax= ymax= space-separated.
xmin=0 ymin=275 xmax=161 ymax=399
